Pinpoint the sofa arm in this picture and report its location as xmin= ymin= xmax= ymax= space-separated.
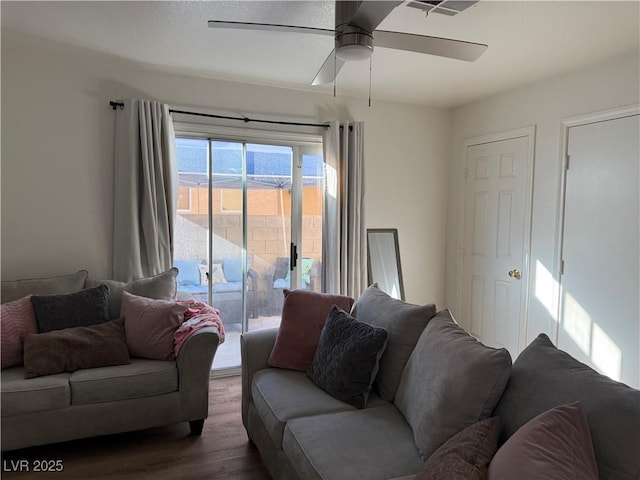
xmin=240 ymin=327 xmax=278 ymax=429
xmin=176 ymin=326 xmax=220 ymax=424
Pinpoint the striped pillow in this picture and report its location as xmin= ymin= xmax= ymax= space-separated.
xmin=1 ymin=296 xmax=38 ymax=369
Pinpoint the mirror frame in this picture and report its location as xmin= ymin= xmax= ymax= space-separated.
xmin=366 ymin=228 xmax=405 ymax=301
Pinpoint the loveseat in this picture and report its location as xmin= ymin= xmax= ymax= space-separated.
xmin=241 ymin=285 xmax=640 ymax=480
xmin=1 ymin=268 xmax=220 ymax=452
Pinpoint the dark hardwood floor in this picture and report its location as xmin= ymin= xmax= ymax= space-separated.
xmin=1 ymin=375 xmax=271 ymax=479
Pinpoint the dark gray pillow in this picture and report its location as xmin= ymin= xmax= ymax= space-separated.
xmin=394 ymin=310 xmax=512 ymax=461
xmin=307 ymin=306 xmax=388 ymax=408
xmin=85 ymin=267 xmax=178 ymax=319
xmin=31 ymin=284 xmax=110 ymax=333
xmin=493 ymin=333 xmax=640 ymax=480
xmin=352 ymin=284 xmax=437 ymax=402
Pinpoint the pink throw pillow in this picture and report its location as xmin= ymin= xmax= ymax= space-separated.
xmin=121 ymin=291 xmax=187 ymax=361
xmin=1 ymin=296 xmax=38 ymax=369
xmin=488 ymin=402 xmax=599 ymax=480
xmin=268 ymin=289 xmax=354 ymax=371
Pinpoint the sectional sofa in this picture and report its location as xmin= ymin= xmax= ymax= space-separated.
xmin=241 ymin=285 xmax=640 ymax=480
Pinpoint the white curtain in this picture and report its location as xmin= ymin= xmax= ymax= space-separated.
xmin=322 ymin=121 xmax=366 ymax=298
xmin=112 ymin=100 xmax=178 ymax=282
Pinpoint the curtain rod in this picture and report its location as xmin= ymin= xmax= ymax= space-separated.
xmin=109 ymin=101 xmax=331 ymax=129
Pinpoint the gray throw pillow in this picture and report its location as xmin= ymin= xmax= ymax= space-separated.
xmin=85 ymin=267 xmax=178 ymax=319
xmin=394 ymin=310 xmax=512 ymax=461
xmin=1 ymin=270 xmax=88 ymax=304
xmin=493 ymin=333 xmax=640 ymax=480
xmin=30 ymin=284 xmax=110 ymax=333
xmin=352 ymin=284 xmax=437 ymax=402
xmin=307 ymin=306 xmax=388 ymax=409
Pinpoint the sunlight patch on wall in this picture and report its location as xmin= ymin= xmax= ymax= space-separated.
xmin=563 ymin=292 xmax=592 ymax=356
xmin=534 ymin=260 xmax=559 ymax=321
xmin=592 ymin=323 xmax=622 ymax=382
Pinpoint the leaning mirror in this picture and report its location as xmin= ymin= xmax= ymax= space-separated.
xmin=367 ymin=228 xmax=405 ymax=301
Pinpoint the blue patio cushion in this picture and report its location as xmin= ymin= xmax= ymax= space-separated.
xmin=273 ymin=278 xmax=308 ymax=290
xmin=223 ymin=258 xmax=251 ymax=283
xmin=212 ymin=282 xmax=243 ymax=293
xmin=174 ymin=259 xmax=203 ymax=286
xmin=178 ymin=284 xmax=208 ymax=295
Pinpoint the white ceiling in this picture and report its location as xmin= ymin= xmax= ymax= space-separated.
xmin=2 ymin=1 xmax=639 ymax=108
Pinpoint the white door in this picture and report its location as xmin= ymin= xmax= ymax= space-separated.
xmin=461 ymin=131 xmax=533 ymax=357
xmin=560 ymin=113 xmax=639 ymax=388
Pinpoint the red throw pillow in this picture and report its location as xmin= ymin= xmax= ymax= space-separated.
xmin=268 ymin=290 xmax=354 ymax=371
xmin=121 ymin=291 xmax=187 ymax=361
xmin=1 ymin=296 xmax=38 ymax=369
xmin=488 ymin=402 xmax=598 ymax=480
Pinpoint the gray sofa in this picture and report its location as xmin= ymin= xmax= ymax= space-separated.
xmin=241 ymin=286 xmax=640 ymax=480
xmin=1 ymin=269 xmax=220 ymax=451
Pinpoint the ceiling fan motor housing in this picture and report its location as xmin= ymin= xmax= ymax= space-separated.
xmin=335 ymin=25 xmax=374 ymax=61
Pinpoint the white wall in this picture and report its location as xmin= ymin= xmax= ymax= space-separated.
xmin=445 ymin=52 xmax=640 ymax=352
xmin=1 ymin=30 xmax=450 ymax=306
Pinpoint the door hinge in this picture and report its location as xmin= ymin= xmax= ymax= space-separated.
xmin=564 ymin=154 xmax=570 ymax=171
xmin=560 ymin=259 xmax=565 ymax=276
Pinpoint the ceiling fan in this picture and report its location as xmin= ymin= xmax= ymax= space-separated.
xmin=208 ymin=0 xmax=487 ymax=86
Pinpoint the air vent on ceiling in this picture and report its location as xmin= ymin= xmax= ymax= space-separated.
xmin=407 ymin=0 xmax=478 ymax=17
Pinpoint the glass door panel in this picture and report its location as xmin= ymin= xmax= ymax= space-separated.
xmin=300 ymin=148 xmax=324 ymax=293
xmin=209 ymin=141 xmax=245 ymax=369
xmin=246 ymin=144 xmax=292 ymax=329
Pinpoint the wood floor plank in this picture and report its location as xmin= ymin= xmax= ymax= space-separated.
xmin=1 ymin=375 xmax=271 ymax=480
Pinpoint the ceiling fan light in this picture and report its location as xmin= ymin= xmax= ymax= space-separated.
xmin=336 ymin=44 xmax=373 ymax=61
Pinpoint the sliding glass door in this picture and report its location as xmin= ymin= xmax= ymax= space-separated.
xmin=173 ymin=132 xmax=323 ymax=372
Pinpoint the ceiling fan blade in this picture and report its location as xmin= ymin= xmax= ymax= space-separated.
xmin=374 ymin=30 xmax=487 ymax=61
xmin=346 ymin=1 xmax=403 ymax=31
xmin=208 ymin=20 xmax=334 ymax=37
xmin=312 ymin=50 xmax=346 ymax=85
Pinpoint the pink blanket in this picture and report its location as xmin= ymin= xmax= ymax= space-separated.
xmin=174 ymin=300 xmax=225 ymax=357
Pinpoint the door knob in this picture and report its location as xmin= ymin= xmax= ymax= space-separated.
xmin=508 ymin=269 xmax=521 ymax=280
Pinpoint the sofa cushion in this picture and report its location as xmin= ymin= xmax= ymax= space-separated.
xmin=1 ymin=296 xmax=38 ymax=369
xmin=493 ymin=333 xmax=640 ymax=480
xmin=30 ymin=284 xmax=111 ymax=333
xmin=488 ymin=402 xmax=598 ymax=480
xmin=307 ymin=306 xmax=388 ymax=408
xmin=212 ymin=281 xmax=243 ymax=293
xmin=395 ymin=310 xmax=512 ymax=461
xmin=268 ymin=290 xmax=354 ymax=371
xmin=1 ymin=270 xmax=88 ymax=304
xmin=223 ymin=257 xmax=243 ymax=283
xmin=1 ymin=368 xmax=71 ymax=416
xmin=352 ymin=284 xmax=437 ymax=402
xmin=416 ymin=417 xmax=500 ymax=480
xmin=174 ymin=259 xmax=203 ymax=286
xmin=121 ymin=291 xmax=187 ymax=361
xmin=85 ymin=267 xmax=178 ymax=319
xmin=283 ymin=403 xmax=423 ymax=480
xmin=23 ymin=319 xmax=131 ymax=379
xmin=252 ymin=368 xmax=386 ymax=448
xmin=70 ymin=359 xmax=178 ymax=405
